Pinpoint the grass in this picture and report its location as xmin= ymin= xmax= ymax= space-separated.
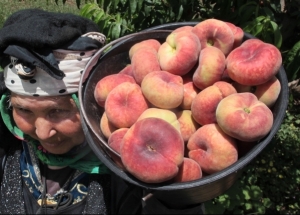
xmin=0 ymin=0 xmax=80 ymax=28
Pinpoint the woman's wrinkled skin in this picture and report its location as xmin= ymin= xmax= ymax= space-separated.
xmin=10 ymin=92 xmax=85 ymax=154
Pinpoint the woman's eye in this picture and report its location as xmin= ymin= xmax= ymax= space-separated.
xmin=15 ymin=107 xmax=31 ymax=113
xmin=49 ymin=109 xmax=68 ymax=117
xmin=51 ymin=109 xmax=63 ymax=114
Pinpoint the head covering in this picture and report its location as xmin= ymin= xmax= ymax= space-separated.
xmin=0 ymin=9 xmax=106 ymax=96
xmin=0 ymin=9 xmax=109 ymax=174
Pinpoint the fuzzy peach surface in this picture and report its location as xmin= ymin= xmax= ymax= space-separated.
xmin=216 ymin=92 xmax=274 ymax=142
xmin=226 ymin=39 xmax=282 ymax=86
xmin=187 ymin=123 xmax=238 ymax=174
xmin=120 ymin=117 xmax=184 ymax=183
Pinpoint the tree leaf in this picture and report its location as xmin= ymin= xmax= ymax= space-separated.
xmin=250 ymin=185 xmax=263 ymax=200
xmin=242 ymin=186 xmax=251 ymax=200
xmin=120 ymin=18 xmax=128 ymax=36
xmin=245 ymin=202 xmax=253 ymax=210
xmin=176 ymin=5 xmax=184 ymax=21
xmin=284 ymin=40 xmax=300 ymax=81
xmin=262 ymin=198 xmax=272 ymax=208
xmin=252 ymin=23 xmax=263 ymax=36
xmin=129 ymin=0 xmax=137 ymax=14
xmin=94 ymin=10 xmax=105 ymax=23
xmin=111 ymin=22 xmax=121 ymax=39
xmin=80 ymin=3 xmax=99 ymax=18
xmin=254 ymin=15 xmax=267 ymax=23
xmin=270 ymin=20 xmax=282 ymax=48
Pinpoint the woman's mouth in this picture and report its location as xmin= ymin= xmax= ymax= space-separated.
xmin=41 ymin=141 xmax=63 ymax=148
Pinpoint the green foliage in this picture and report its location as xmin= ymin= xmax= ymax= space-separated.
xmin=205 ymin=180 xmax=273 ymax=215
xmin=79 ymin=0 xmax=200 ymax=41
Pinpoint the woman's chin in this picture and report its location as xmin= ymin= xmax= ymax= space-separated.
xmin=41 ymin=142 xmax=70 ymax=155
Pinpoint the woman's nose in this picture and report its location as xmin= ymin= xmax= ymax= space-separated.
xmin=35 ymin=117 xmax=56 ymax=140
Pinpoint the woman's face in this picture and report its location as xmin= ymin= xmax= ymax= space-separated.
xmin=10 ymin=93 xmax=85 ymax=155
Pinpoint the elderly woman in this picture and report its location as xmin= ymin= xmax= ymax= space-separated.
xmin=0 ymin=9 xmax=204 ymax=214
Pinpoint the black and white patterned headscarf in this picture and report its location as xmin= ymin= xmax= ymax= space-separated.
xmin=0 ymin=9 xmax=106 ymax=96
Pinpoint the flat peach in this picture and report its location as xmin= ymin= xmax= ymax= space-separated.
xmin=108 ymin=128 xmax=129 ymax=169
xmin=173 ymin=157 xmax=202 ymax=182
xmin=191 ymin=81 xmax=237 ymax=125
xmin=105 ymin=82 xmax=149 ymax=128
xmin=192 ymin=18 xmax=234 ymax=55
xmin=141 ymin=70 xmax=184 ymax=109
xmin=180 ymin=74 xmax=200 ymax=110
xmin=100 ymin=112 xmax=117 ymax=139
xmin=131 ymin=48 xmax=161 ymax=84
xmin=233 ymin=76 xmax=281 ymax=108
xmin=216 ymin=92 xmax=274 ymax=142
xmin=121 ymin=117 xmax=184 ymax=183
xmin=193 ymin=46 xmax=226 ymax=90
xmin=187 ymin=123 xmax=238 ymax=174
xmin=129 ymin=39 xmax=161 ymax=59
xmin=94 ymin=73 xmax=136 ymax=107
xmin=225 ymin=22 xmax=244 ymax=49
xmin=226 ymin=39 xmax=282 ymax=85
xmin=175 ymin=109 xmax=200 ymax=142
xmin=118 ymin=64 xmax=134 ymax=78
xmin=254 ymin=76 xmax=281 ymax=108
xmin=137 ymin=107 xmax=181 ymax=133
xmin=158 ymin=31 xmax=201 ymax=76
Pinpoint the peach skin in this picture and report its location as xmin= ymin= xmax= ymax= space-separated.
xmin=191 ymin=81 xmax=237 ymax=126
xmin=131 ymin=48 xmax=161 ymax=85
xmin=137 ymin=107 xmax=181 ymax=133
xmin=105 ymin=82 xmax=149 ymax=128
xmin=187 ymin=123 xmax=238 ymax=175
xmin=141 ymin=70 xmax=184 ymax=109
xmin=158 ymin=31 xmax=201 ymax=76
xmin=94 ymin=73 xmax=136 ymax=107
xmin=225 ymin=22 xmax=244 ymax=49
xmin=193 ymin=46 xmax=226 ymax=90
xmin=216 ymin=92 xmax=274 ymax=142
xmin=173 ymin=157 xmax=202 ymax=183
xmin=100 ymin=112 xmax=117 ymax=139
xmin=175 ymin=109 xmax=200 ymax=143
xmin=107 ymin=128 xmax=129 ymax=169
xmin=129 ymin=39 xmax=161 ymax=59
xmin=192 ymin=18 xmax=234 ymax=55
xmin=120 ymin=117 xmax=184 ymax=183
xmin=233 ymin=76 xmax=281 ymax=108
xmin=180 ymin=74 xmax=200 ymax=110
xmin=226 ymin=38 xmax=282 ymax=86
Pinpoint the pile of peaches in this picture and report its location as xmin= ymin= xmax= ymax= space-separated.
xmin=93 ymin=18 xmax=282 ymax=184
